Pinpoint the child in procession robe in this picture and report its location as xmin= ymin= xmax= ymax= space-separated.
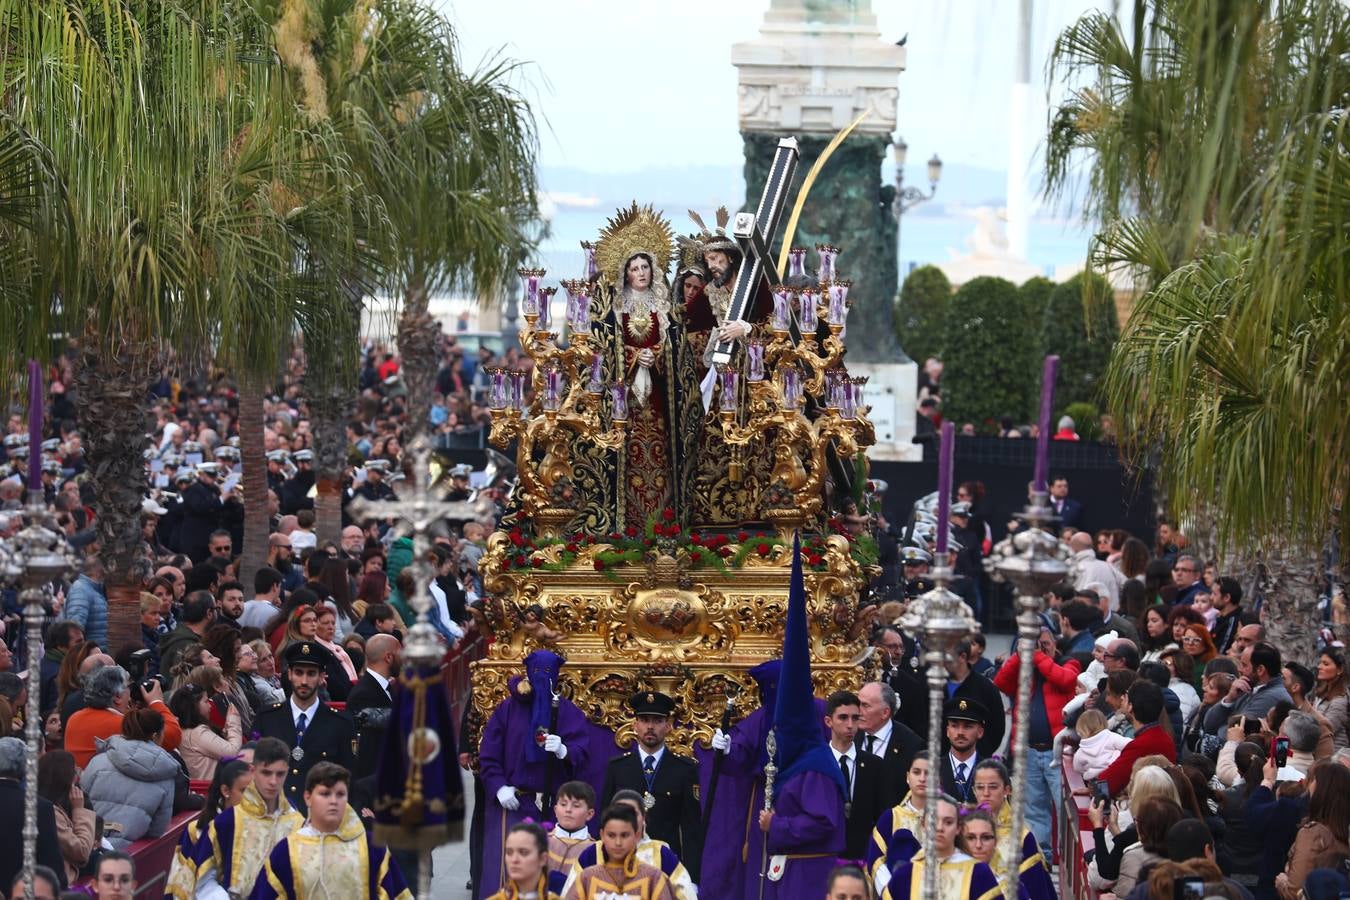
xmin=194 ymin=740 xmax=305 ymax=900
xmin=868 ymin=752 xmax=930 ymax=892
xmin=881 ymin=796 xmax=1001 ymax=900
xmin=165 ymin=758 xmax=252 ymax=898
xmin=488 ymin=822 xmax=562 ymax=900
xmin=249 ymin=762 xmax=410 ymax=900
xmin=548 ymin=780 xmax=597 ymax=885
xmin=562 ymin=804 xmax=675 ymax=900
xmin=558 ymin=790 xmax=695 ymax=899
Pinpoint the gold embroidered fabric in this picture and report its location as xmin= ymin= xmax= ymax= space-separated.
xmin=217 ymin=785 xmax=304 ymax=895
xmin=287 ymin=809 xmax=370 ymax=900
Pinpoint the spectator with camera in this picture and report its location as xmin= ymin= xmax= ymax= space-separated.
xmin=64 ymin=666 xmax=181 ymax=768
xmin=168 ymin=681 xmax=242 ymax=781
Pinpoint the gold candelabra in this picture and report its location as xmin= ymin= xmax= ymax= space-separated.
xmin=486 ymin=268 xmax=626 ymax=537
xmin=713 ymin=260 xmax=874 ymax=537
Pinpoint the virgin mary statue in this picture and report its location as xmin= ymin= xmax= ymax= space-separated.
xmin=588 ymin=203 xmax=698 ymax=531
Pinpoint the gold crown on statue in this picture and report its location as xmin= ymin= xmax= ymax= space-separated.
xmin=594 ymin=202 xmax=675 ymax=286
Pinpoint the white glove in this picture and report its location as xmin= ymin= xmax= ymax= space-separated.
xmin=712 ymin=729 xmax=730 ymax=753
xmin=496 ymin=785 xmax=520 ymax=810
xmin=543 ymin=734 xmax=568 ymax=760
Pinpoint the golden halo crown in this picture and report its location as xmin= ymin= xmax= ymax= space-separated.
xmin=594 ymin=202 xmax=675 ymax=286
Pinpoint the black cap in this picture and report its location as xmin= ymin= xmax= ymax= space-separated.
xmin=629 ymin=690 xmax=675 ymax=718
xmin=282 ymin=640 xmax=335 ymax=671
xmin=943 ymin=696 xmax=988 ymax=726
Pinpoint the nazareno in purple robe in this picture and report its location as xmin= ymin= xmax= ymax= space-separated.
xmin=698 ymin=699 xmax=830 ymax=900
xmin=476 ymin=689 xmax=592 ymax=897
xmin=760 ymin=769 xmax=846 ymax=900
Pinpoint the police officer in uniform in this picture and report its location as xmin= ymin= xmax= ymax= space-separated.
xmin=253 ymin=640 xmax=356 ymax=815
xmin=599 ymin=691 xmax=704 ymax=881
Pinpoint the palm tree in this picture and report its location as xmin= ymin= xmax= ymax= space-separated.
xmin=0 ymin=0 xmax=362 ymax=649
xmin=1044 ymin=0 xmax=1349 ymax=660
xmin=257 ymin=0 xmax=538 ymax=544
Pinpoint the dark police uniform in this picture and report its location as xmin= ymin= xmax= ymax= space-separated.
xmin=599 ymin=691 xmax=704 ymax=881
xmin=938 ymin=697 xmax=989 ymax=803
xmin=253 ymin=641 xmax=356 ymax=814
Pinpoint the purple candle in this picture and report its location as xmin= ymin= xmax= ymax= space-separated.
xmin=27 ymin=360 xmax=42 ymax=490
xmin=1032 ymin=355 xmax=1061 ymax=493
xmin=935 ymin=420 xmax=955 ymax=556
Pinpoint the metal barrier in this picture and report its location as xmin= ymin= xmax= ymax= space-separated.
xmin=1058 ymin=753 xmax=1101 ymax=900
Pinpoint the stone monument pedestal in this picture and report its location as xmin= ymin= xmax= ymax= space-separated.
xmin=733 ymin=0 xmax=919 ymax=462
xmin=847 ymin=360 xmax=921 ymax=461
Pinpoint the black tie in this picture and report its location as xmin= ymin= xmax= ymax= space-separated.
xmin=865 ymin=734 xmax=876 ymax=756
xmin=839 ymin=755 xmax=852 ymax=800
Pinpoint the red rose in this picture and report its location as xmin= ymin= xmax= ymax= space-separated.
xmin=719 ymin=546 xmax=733 ymax=558
xmin=565 ymin=542 xmax=578 ymax=553
xmin=756 ymin=531 xmax=766 ymax=539
xmin=689 ymin=534 xmax=702 ymax=546
xmin=509 ymin=529 xmax=524 ymax=547
xmin=756 ymin=543 xmax=770 ymax=556
xmin=625 ymin=526 xmax=638 ymax=538
xmin=690 ymin=550 xmax=702 ymax=563
xmin=737 ymin=531 xmax=749 ymax=542
xmin=514 ymin=554 xmax=527 ymax=567
xmin=662 ymin=508 xmax=675 ymax=521
xmin=531 ymin=555 xmax=543 ymax=567
xmin=609 ymin=532 xmax=623 ymax=542
xmin=808 ymin=554 xmax=823 ymax=566
xmin=594 ymin=559 xmax=605 ymax=571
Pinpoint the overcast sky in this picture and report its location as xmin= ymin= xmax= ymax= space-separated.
xmin=436 ymin=0 xmax=1106 ymax=174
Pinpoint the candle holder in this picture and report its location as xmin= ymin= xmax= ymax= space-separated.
xmin=538 ymin=286 xmax=557 ymax=331
xmin=610 ymin=382 xmax=628 ymax=423
xmin=827 ymin=280 xmax=851 ymax=330
xmin=488 ymin=292 xmax=626 ymax=537
xmin=900 ymin=565 xmax=979 ymax=900
xmin=718 ymin=368 xmax=739 ymax=414
xmin=487 ymin=367 xmax=508 ymax=411
xmin=986 ymin=491 xmax=1070 ymax=899
xmin=580 ymin=241 xmax=598 ymax=280
xmin=746 ymin=340 xmax=766 ymax=382
xmin=786 ymin=247 xmax=807 ymax=282
xmin=796 ymin=288 xmax=818 ymax=333
xmin=518 ymin=267 xmax=546 ymax=318
xmin=816 ymin=244 xmax=839 ymax=285
xmin=771 ymin=287 xmax=792 ymax=335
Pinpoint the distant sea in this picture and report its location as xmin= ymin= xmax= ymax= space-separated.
xmin=534 ymin=161 xmax=1095 ymax=287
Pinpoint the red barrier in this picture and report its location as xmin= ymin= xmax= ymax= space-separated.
xmin=445 ymin=632 xmax=485 ymax=727
xmin=75 ymin=809 xmax=197 ymax=897
xmin=1058 ymin=753 xmax=1104 ymax=900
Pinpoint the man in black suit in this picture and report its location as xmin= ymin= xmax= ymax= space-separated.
xmin=599 ymin=691 xmax=703 ymax=881
xmin=254 ymin=640 xmax=356 ymax=815
xmin=938 ymin=697 xmax=988 ymax=803
xmin=824 ymin=690 xmax=892 ymax=860
xmin=0 ymin=737 xmax=66 ymax=892
xmin=875 ymin=620 xmax=929 ymax=739
xmin=946 ymin=637 xmax=1006 ymax=758
xmin=856 ymin=681 xmax=925 ymax=808
xmin=345 ymin=633 xmax=400 ymax=779
xmin=1050 ymin=476 xmax=1083 ymax=528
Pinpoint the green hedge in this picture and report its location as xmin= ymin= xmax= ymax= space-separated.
xmin=1040 ymin=272 xmax=1119 ymax=411
xmin=894 ymin=264 xmax=952 ymax=364
xmin=939 ymin=276 xmax=1039 ymax=431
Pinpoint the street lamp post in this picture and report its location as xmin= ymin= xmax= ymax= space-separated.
xmin=892 ymin=138 xmax=942 ymax=274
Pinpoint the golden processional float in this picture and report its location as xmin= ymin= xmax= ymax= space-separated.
xmin=468 ymin=139 xmax=883 ymax=755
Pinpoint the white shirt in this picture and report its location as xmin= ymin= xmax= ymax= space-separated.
xmin=552 ymin=823 xmax=592 ymax=840
xmin=832 ymin=744 xmax=857 ymax=801
xmin=948 ymin=750 xmax=977 ymax=783
xmin=863 ymin=720 xmax=893 ymax=758
xmin=290 ymin=696 xmax=319 ymax=731
xmin=638 ymin=746 xmax=665 ymax=772
xmin=369 ymin=668 xmax=392 ymax=700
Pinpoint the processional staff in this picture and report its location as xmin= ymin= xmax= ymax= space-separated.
xmin=758 ymin=727 xmax=778 ymax=900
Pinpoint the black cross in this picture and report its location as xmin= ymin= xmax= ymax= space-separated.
xmin=709 ymin=137 xmax=800 ymax=366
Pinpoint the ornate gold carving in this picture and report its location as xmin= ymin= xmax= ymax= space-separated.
xmin=468 ymin=537 xmax=868 ymax=758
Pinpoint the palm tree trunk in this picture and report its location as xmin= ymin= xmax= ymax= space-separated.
xmin=237 ymin=371 xmax=271 ymax=589
xmin=1257 ymin=540 xmax=1323 ymax=667
xmin=397 ymin=279 xmax=437 ymax=445
xmin=311 ymin=387 xmax=348 ymax=545
xmin=75 ymin=335 xmax=155 ymax=654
